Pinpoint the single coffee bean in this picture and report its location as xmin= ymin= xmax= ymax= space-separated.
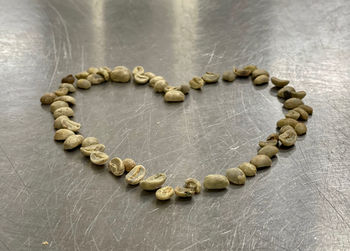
xmin=82 ymin=137 xmax=99 ymax=147
xmin=164 ymin=90 xmax=185 ymax=102
xmin=251 ymin=69 xmax=269 ymax=80
xmin=154 ymin=80 xmax=168 ymax=93
xmin=50 ymin=101 xmax=69 ymax=113
xmin=279 ymin=129 xmax=297 ymax=146
xmin=87 ymin=73 xmax=105 ymax=85
xmin=75 ymin=71 xmax=89 ymax=79
xmin=111 ymin=66 xmax=131 ymax=83
xmin=259 ymin=133 xmax=279 ymax=147
xmin=164 ymin=86 xmax=177 ymax=93
xmin=244 ymin=65 xmax=257 ymax=72
xmin=277 ymin=118 xmax=298 ymax=128
xmin=222 ymin=71 xmax=236 ymax=82
xmin=123 ymin=158 xmax=136 ymax=172
xmin=54 ymin=95 xmax=76 ymax=105
xmin=97 ymin=68 xmax=110 ymax=81
xmin=184 ymin=178 xmax=201 ymax=194
xmin=144 ymin=72 xmax=156 ymax=79
xmin=53 ymin=107 xmax=74 ymax=119
xmin=63 ymin=135 xmax=84 ymax=150
xmin=125 ymin=165 xmax=146 ymax=185
xmin=226 ymin=168 xmax=246 ymax=185
xmin=284 ymin=98 xmax=304 ymax=109
xmin=54 ymin=129 xmax=74 ymax=141
xmin=202 ymin=72 xmax=220 ymax=83
xmin=90 ymin=151 xmax=109 ymax=165
xmin=293 ymin=107 xmax=308 ymax=121
xmin=40 ymin=93 xmax=57 ymax=105
xmin=61 ymin=118 xmax=81 ymax=132
xmin=108 ymin=157 xmax=125 ymax=176
xmin=258 ymin=145 xmax=279 ymax=158
xmin=80 ymin=144 xmax=105 ymax=156
xmin=277 ymin=86 xmax=296 ymax=98
xmin=291 ymin=91 xmax=306 ymax=99
xmin=140 ymin=173 xmax=167 ymax=191
xmin=295 ymin=123 xmax=307 ymax=135
xmin=250 ymin=155 xmax=272 ymax=168
xmin=253 ymin=75 xmax=269 ymax=85
xmin=132 ymin=66 xmax=144 ymax=75
xmin=59 ymin=83 xmax=76 ymax=93
xmin=179 ymin=84 xmax=190 ymax=94
xmin=189 ymin=77 xmax=205 ymax=89
xmin=203 ymin=174 xmax=229 ymax=189
xmin=238 ymin=162 xmax=257 ymax=177
xmin=297 ymin=104 xmax=313 ymax=115
xmin=55 ymin=87 xmax=69 ymax=96
xmin=156 ymin=186 xmax=174 ymax=200
xmin=134 ymin=73 xmax=150 ymax=84
xmin=271 ymin=77 xmax=289 ymax=88
xmin=149 ymin=76 xmax=164 ymax=87
xmin=87 ymin=67 xmax=99 ymax=74
xmin=279 ymin=125 xmax=295 ymax=134
xmin=234 ymin=68 xmax=251 ymax=77
xmin=54 ymin=116 xmax=69 ymax=129
xmin=76 ymin=79 xmax=91 ymax=89
xmin=61 ymin=74 xmax=75 ymax=84
xmin=175 ymin=187 xmax=194 ymax=198
xmin=285 ymin=110 xmax=300 ymax=120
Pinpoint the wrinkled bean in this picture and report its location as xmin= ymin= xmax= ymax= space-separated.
xmin=285 ymin=110 xmax=300 ymax=120
xmin=140 ymin=173 xmax=167 ymax=190
xmin=53 ymin=107 xmax=74 ymax=119
xmin=59 ymin=83 xmax=76 ymax=93
xmin=279 ymin=129 xmax=297 ymax=146
xmin=164 ymin=90 xmax=185 ymax=102
xmin=82 ymin=137 xmax=99 ymax=147
xmin=175 ymin=187 xmax=194 ymax=198
xmin=279 ymin=125 xmax=295 ymax=134
xmin=156 ymin=186 xmax=174 ymax=200
xmin=149 ymin=76 xmax=164 ymax=87
xmin=202 ymin=72 xmax=220 ymax=83
xmin=61 ymin=118 xmax=80 ymax=132
xmin=132 ymin=66 xmax=144 ymax=75
xmin=184 ymin=178 xmax=201 ymax=194
xmin=123 ymin=158 xmax=136 ymax=172
xmin=259 ymin=133 xmax=279 ymax=147
xmin=125 ymin=165 xmax=146 ymax=185
xmin=108 ymin=157 xmax=125 ymax=176
xmin=63 ymin=135 xmax=84 ymax=150
xmin=55 ymin=87 xmax=69 ymax=96
xmin=189 ymin=77 xmax=204 ymax=89
xmin=154 ymin=80 xmax=168 ymax=92
xmin=90 ymin=151 xmax=109 ymax=165
xmin=87 ymin=73 xmax=105 ymax=85
xmin=134 ymin=73 xmax=150 ymax=84
xmin=54 ymin=95 xmax=76 ymax=105
xmin=111 ymin=66 xmax=131 ymax=83
xmin=80 ymin=144 xmax=105 ymax=156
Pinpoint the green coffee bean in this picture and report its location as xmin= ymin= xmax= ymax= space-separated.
xmin=244 ymin=65 xmax=257 ymax=72
xmin=61 ymin=74 xmax=75 ymax=84
xmin=222 ymin=71 xmax=236 ymax=82
xmin=54 ymin=129 xmax=74 ymax=141
xmin=154 ymin=80 xmax=168 ymax=93
xmin=178 ymin=84 xmax=190 ymax=94
xmin=279 ymin=129 xmax=297 ymax=146
xmin=149 ymin=76 xmax=164 ymax=87
xmin=175 ymin=187 xmax=194 ymax=198
xmin=97 ymin=67 xmax=110 ymax=81
xmin=125 ymin=165 xmax=146 ymax=185
xmin=90 ymin=151 xmax=109 ymax=165
xmin=140 ymin=173 xmax=167 ymax=191
xmin=203 ymin=174 xmax=229 ymax=189
xmin=132 ymin=66 xmax=144 ymax=75
xmin=277 ymin=86 xmax=296 ymax=98
xmin=54 ymin=95 xmax=76 ymax=105
xmin=59 ymin=83 xmax=76 ymax=93
xmin=82 ymin=137 xmax=99 ymax=147
xmin=61 ymin=118 xmax=80 ymax=132
xmin=80 ymin=144 xmax=105 ymax=156
xmin=184 ymin=178 xmax=201 ymax=194
xmin=87 ymin=73 xmax=105 ymax=85
xmin=279 ymin=125 xmax=295 ymax=134
xmin=164 ymin=86 xmax=177 ymax=93
xmin=75 ymin=71 xmax=89 ymax=79
xmin=258 ymin=145 xmax=279 ymax=158
xmin=251 ymin=69 xmax=269 ymax=80
xmin=164 ymin=90 xmax=185 ymax=102
xmin=234 ymin=68 xmax=251 ymax=77
xmin=285 ymin=110 xmax=300 ymax=120
xmin=134 ymin=73 xmax=150 ymax=84
xmin=295 ymin=123 xmax=307 ymax=135
xmin=108 ymin=157 xmax=125 ymax=176
xmin=297 ymin=104 xmax=313 ymax=115
xmin=284 ymin=98 xmax=304 ymax=109
xmin=50 ymin=101 xmax=68 ymax=113
xmin=53 ymin=107 xmax=74 ymax=119
xmin=253 ymin=75 xmax=269 ymax=85
xmin=202 ymin=72 xmax=220 ymax=83
xmin=276 ymin=118 xmax=298 ymax=128
xmin=123 ymin=158 xmax=136 ymax=172
xmin=250 ymin=155 xmax=272 ymax=168
xmin=63 ymin=135 xmax=84 ymax=150
xmin=238 ymin=162 xmax=257 ymax=177
xmin=144 ymin=72 xmax=156 ymax=79
xmin=87 ymin=67 xmax=99 ymax=74
xmin=189 ymin=77 xmax=204 ymax=89
xmin=156 ymin=186 xmax=174 ymax=200
xmin=54 ymin=116 xmax=69 ymax=129
xmin=291 ymin=91 xmax=306 ymax=99
xmin=271 ymin=77 xmax=289 ymax=88
xmin=293 ymin=107 xmax=308 ymax=121
xmin=111 ymin=66 xmax=131 ymax=83
xmin=40 ymin=93 xmax=57 ymax=105
xmin=55 ymin=87 xmax=69 ymax=96
xmin=259 ymin=133 xmax=279 ymax=147
xmin=76 ymin=79 xmax=91 ymax=89
xmin=226 ymin=168 xmax=246 ymax=185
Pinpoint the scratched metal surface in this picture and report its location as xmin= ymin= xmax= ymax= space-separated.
xmin=0 ymin=0 xmax=350 ymax=250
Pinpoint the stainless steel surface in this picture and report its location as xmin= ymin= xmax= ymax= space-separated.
xmin=1 ymin=0 xmax=349 ymax=250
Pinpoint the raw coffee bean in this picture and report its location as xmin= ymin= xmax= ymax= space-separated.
xmin=132 ymin=66 xmax=144 ymax=75
xmin=164 ymin=86 xmax=177 ymax=93
xmin=271 ymin=77 xmax=289 ymax=88
xmin=144 ymin=72 xmax=156 ymax=79
xmin=277 ymin=86 xmax=296 ymax=98
xmin=279 ymin=125 xmax=295 ymax=134
xmin=90 ymin=151 xmax=109 ymax=165
xmin=234 ymin=68 xmax=251 ymax=77
xmin=293 ymin=107 xmax=309 ymax=121
xmin=156 ymin=186 xmax=174 ymax=200
xmin=87 ymin=67 xmax=99 ymax=74
xmin=184 ymin=178 xmax=201 ymax=194
xmin=251 ymin=69 xmax=269 ymax=80
xmin=276 ymin=118 xmax=298 ymax=128
xmin=189 ymin=77 xmax=205 ymax=89
xmin=75 ymin=71 xmax=89 ymax=79
xmin=285 ymin=110 xmax=300 ymax=120
xmin=222 ymin=71 xmax=236 ymax=82
xmin=123 ymin=158 xmax=136 ymax=172
xmin=238 ymin=162 xmax=257 ymax=177
xmin=253 ymin=75 xmax=269 ymax=85
xmin=134 ymin=73 xmax=150 ymax=84
xmin=297 ymin=105 xmax=313 ymax=115
xmin=54 ymin=95 xmax=76 ymax=105
xmin=154 ymin=80 xmax=168 ymax=93
xmin=250 ymin=155 xmax=272 ymax=169
xmin=244 ymin=65 xmax=257 ymax=72
xmin=202 ymin=72 xmax=220 ymax=83
xmin=59 ymin=83 xmax=76 ymax=93
xmin=175 ymin=187 xmax=194 ymax=198
xmin=80 ymin=144 xmax=105 ymax=156
xmin=55 ymin=87 xmax=69 ymax=96
xmin=258 ymin=145 xmax=279 ymax=158
xmin=76 ymin=79 xmax=91 ymax=89
xmin=82 ymin=137 xmax=99 ymax=147
xmin=279 ymin=129 xmax=297 ymax=146
xmin=284 ymin=98 xmax=304 ymax=109
xmin=87 ymin=73 xmax=105 ymax=85
xmin=111 ymin=66 xmax=131 ymax=83
xmin=63 ymin=135 xmax=84 ymax=150
xmin=203 ymin=174 xmax=229 ymax=189
xmin=226 ymin=168 xmax=246 ymax=185
xmin=149 ymin=76 xmax=164 ymax=87
xmin=53 ymin=107 xmax=74 ymax=119
xmin=108 ymin=157 xmax=125 ymax=176
xmin=97 ymin=68 xmax=110 ymax=81
xmin=125 ymin=165 xmax=146 ymax=185
xmin=54 ymin=129 xmax=74 ymax=141
xmin=61 ymin=118 xmax=80 ymax=132
xmin=295 ymin=123 xmax=307 ymax=135
xmin=291 ymin=91 xmax=306 ymax=99
xmin=40 ymin=93 xmax=57 ymax=105
xmin=61 ymin=74 xmax=75 ymax=84
xmin=164 ymin=90 xmax=185 ymax=102
xmin=140 ymin=173 xmax=167 ymax=191
xmin=259 ymin=133 xmax=279 ymax=147
xmin=50 ymin=101 xmax=68 ymax=113
xmin=179 ymin=84 xmax=190 ymax=95
xmin=54 ymin=116 xmax=69 ymax=129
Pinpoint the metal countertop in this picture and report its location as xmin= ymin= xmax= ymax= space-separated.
xmin=1 ymin=0 xmax=350 ymax=250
